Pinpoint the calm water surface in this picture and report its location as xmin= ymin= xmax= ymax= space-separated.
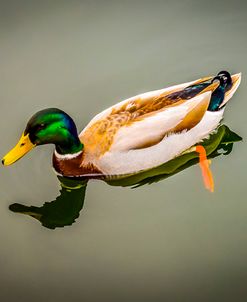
xmin=0 ymin=1 xmax=247 ymax=301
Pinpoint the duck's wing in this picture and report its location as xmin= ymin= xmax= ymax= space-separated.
xmin=108 ymin=91 xmax=212 ymax=152
xmin=79 ymin=78 xmax=215 ymax=157
xmin=81 ymin=77 xmax=211 ymax=130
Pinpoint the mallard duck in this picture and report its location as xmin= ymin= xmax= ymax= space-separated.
xmin=2 ymin=71 xmax=241 ymax=192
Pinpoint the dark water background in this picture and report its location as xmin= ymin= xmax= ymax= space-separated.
xmin=0 ymin=1 xmax=247 ymax=301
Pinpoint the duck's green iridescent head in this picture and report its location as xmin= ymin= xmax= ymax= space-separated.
xmin=2 ymin=108 xmax=83 ymax=166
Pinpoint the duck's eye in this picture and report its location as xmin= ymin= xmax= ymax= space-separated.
xmin=36 ymin=124 xmax=46 ymax=131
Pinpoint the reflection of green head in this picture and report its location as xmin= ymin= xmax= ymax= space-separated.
xmin=9 ymin=177 xmax=87 ymax=229
xmin=25 ymin=108 xmax=83 ymax=154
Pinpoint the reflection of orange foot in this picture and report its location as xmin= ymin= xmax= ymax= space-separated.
xmin=195 ymin=145 xmax=214 ymax=193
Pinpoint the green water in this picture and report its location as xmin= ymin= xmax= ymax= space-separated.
xmin=0 ymin=1 xmax=247 ymax=301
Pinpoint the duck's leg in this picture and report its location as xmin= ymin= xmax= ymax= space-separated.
xmin=195 ymin=145 xmax=214 ymax=192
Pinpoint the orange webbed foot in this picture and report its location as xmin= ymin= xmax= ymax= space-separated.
xmin=195 ymin=145 xmax=214 ymax=193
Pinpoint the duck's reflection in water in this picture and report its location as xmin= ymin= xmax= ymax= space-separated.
xmin=9 ymin=125 xmax=242 ymax=229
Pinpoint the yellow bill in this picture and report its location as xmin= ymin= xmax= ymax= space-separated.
xmin=2 ymin=133 xmax=35 ymax=166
